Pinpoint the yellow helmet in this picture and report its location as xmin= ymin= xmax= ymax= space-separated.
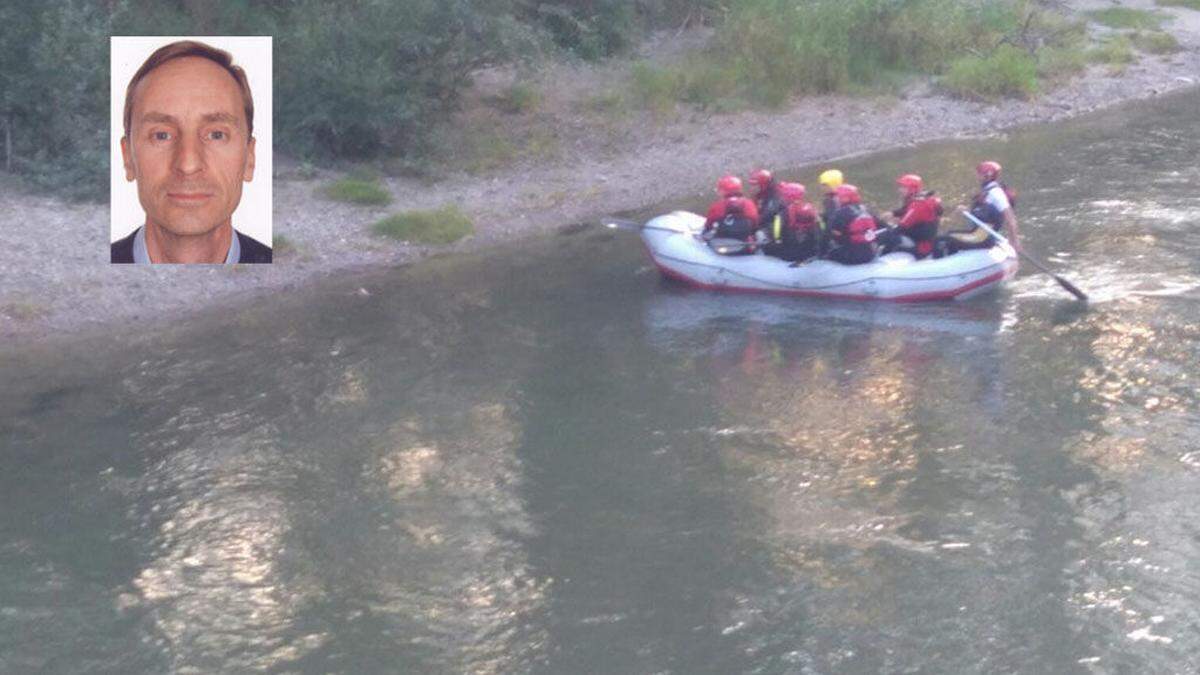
xmin=818 ymin=169 xmax=844 ymax=189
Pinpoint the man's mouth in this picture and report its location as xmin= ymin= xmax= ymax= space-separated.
xmin=166 ymin=187 xmax=213 ymax=198
xmin=166 ymin=191 xmax=214 ymax=204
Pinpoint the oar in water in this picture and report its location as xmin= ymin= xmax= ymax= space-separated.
xmin=962 ymin=211 xmax=1088 ymax=302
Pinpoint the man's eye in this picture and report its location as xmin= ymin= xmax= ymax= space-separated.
xmin=208 ymin=130 xmax=226 ymax=141
xmin=152 ymin=131 xmax=171 ymax=141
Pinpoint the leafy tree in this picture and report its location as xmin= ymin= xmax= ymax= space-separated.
xmin=0 ymin=0 xmax=725 ymax=199
xmin=1 ymin=1 xmax=109 ymax=198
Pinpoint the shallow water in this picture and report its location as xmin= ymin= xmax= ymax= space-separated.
xmin=2 ymin=90 xmax=1199 ymax=674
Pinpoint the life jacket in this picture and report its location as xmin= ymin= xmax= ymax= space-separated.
xmin=788 ymin=202 xmax=818 ymax=232
xmin=846 ymin=214 xmax=877 ymax=245
xmin=769 ymin=203 xmax=817 ymax=245
xmin=971 ymin=181 xmax=1016 ymax=226
xmin=757 ymin=184 xmax=784 ymax=228
xmin=714 ymin=196 xmax=757 ymax=245
xmin=830 ymin=204 xmax=877 ymax=246
xmin=898 ymin=191 xmax=942 ymax=249
xmin=910 ymin=191 xmax=943 ymax=223
xmin=770 ymin=213 xmax=786 ymax=243
xmin=721 ymin=197 xmax=754 ymax=231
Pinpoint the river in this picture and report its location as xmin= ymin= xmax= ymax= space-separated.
xmin=2 ymin=89 xmax=1199 ymax=674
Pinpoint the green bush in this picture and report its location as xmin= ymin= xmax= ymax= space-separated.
xmin=1038 ymin=46 xmax=1089 ymax=82
xmin=1089 ymin=36 xmax=1137 ymax=66
xmin=0 ymin=1 xmax=110 ymax=199
xmin=372 ymin=206 xmax=474 ymax=244
xmin=680 ymin=59 xmax=748 ymax=109
xmin=274 ymin=1 xmax=500 ymax=160
xmin=1130 ymin=30 xmax=1182 ymax=54
xmin=1085 ymin=8 xmax=1167 ymax=29
xmin=539 ymin=1 xmax=633 ymax=60
xmin=942 ymin=45 xmax=1039 ymax=100
xmin=1033 ymin=13 xmax=1089 ymax=83
xmin=629 ymin=62 xmax=683 ymax=113
xmin=641 ymin=0 xmax=1069 ymax=109
xmin=514 ymin=1 xmax=725 ymax=61
xmin=322 ymin=176 xmax=392 ymax=205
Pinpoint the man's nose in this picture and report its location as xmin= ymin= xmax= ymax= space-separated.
xmin=172 ymin=133 xmax=204 ymax=176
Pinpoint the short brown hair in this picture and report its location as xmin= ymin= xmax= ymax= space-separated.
xmin=122 ymin=40 xmax=254 ymax=140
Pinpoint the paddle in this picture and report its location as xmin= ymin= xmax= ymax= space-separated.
xmin=603 ymin=216 xmax=756 ymax=254
xmin=602 ymin=217 xmax=688 ymax=235
xmin=703 ymin=237 xmax=760 ymax=255
xmin=962 ymin=211 xmax=1088 ymax=302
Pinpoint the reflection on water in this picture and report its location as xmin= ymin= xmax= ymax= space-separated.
xmin=3 ymin=90 xmax=1200 ymax=673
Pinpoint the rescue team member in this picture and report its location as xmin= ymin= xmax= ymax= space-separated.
xmin=939 ymin=160 xmax=1019 ymax=257
xmin=817 ymin=169 xmax=844 ymax=255
xmin=750 ymin=168 xmax=784 ymax=230
xmin=825 ymin=184 xmax=880 ymax=265
xmin=702 ymin=175 xmax=760 ymax=254
xmin=879 ymin=173 xmax=941 ymax=259
xmin=818 ymin=168 xmax=843 ymax=231
xmin=762 ymin=182 xmax=819 ymax=262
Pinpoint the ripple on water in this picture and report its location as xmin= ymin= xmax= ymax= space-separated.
xmin=1009 ymin=261 xmax=1200 ymax=305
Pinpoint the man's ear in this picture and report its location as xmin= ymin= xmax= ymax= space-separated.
xmin=120 ymin=136 xmax=136 ymax=182
xmin=243 ymin=136 xmax=256 ymax=182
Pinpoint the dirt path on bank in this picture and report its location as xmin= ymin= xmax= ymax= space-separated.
xmin=2 ymin=8 xmax=1199 ymax=345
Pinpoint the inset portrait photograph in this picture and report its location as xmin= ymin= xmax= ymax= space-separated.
xmin=110 ymin=36 xmax=272 ymax=264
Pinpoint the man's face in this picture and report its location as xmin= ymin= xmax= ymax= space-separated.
xmin=121 ymin=56 xmax=255 ymax=237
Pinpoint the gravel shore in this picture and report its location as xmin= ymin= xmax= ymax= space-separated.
xmin=3 ymin=3 xmax=1199 ymax=345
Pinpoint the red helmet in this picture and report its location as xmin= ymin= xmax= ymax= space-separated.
xmin=835 ymin=184 xmax=861 ymax=205
xmin=749 ymin=169 xmax=773 ymax=189
xmin=896 ymin=173 xmax=923 ymax=195
xmin=717 ymin=174 xmax=743 ymax=197
xmin=779 ymin=182 xmax=806 ymax=203
xmin=976 ymin=161 xmax=1002 ymax=180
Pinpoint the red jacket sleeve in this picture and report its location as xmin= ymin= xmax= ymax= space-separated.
xmin=704 ymin=200 xmax=725 ymax=230
xmin=741 ymin=199 xmax=759 ymax=224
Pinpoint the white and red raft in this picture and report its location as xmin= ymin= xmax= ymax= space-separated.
xmin=640 ymin=211 xmax=1018 ymax=302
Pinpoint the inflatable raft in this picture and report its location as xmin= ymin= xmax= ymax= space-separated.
xmin=641 ymin=211 xmax=1019 ymax=302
